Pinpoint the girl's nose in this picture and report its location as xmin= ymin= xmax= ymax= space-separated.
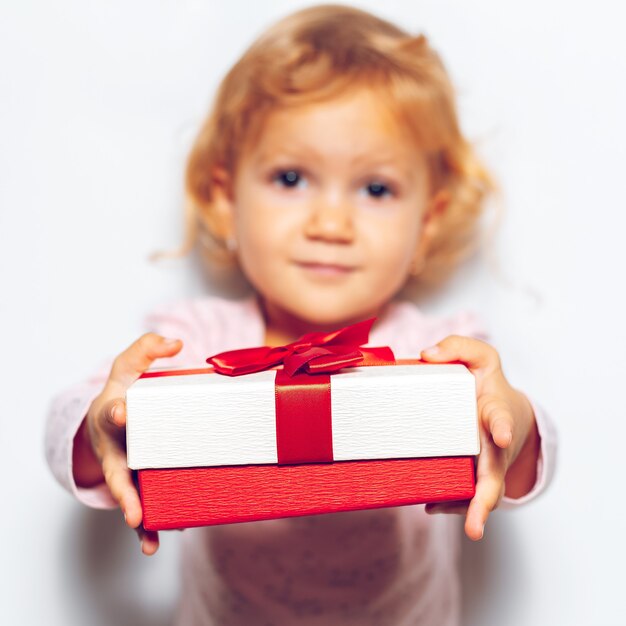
xmin=304 ymin=192 xmax=355 ymax=243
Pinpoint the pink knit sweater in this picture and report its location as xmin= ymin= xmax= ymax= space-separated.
xmin=46 ymin=296 xmax=557 ymax=626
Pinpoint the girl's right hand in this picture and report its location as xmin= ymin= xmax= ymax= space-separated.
xmin=77 ymin=333 xmax=183 ymax=555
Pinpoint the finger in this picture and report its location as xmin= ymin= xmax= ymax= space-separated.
xmin=465 ymin=430 xmax=507 ymax=541
xmin=420 ymin=335 xmax=500 ymax=373
xmin=88 ymin=400 xmax=127 ymax=459
xmin=110 ymin=400 xmax=126 ymax=428
xmin=101 ymin=447 xmax=143 ymax=529
xmin=135 ymin=525 xmax=160 ymax=556
xmin=96 ymin=398 xmax=127 ymax=429
xmin=479 ymin=395 xmax=514 ymax=449
xmin=465 ymin=477 xmax=505 ymax=541
xmin=108 ymin=333 xmax=183 ymax=391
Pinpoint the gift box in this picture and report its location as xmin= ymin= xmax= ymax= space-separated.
xmin=126 ymin=320 xmax=479 ymax=530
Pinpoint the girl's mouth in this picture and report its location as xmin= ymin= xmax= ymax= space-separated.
xmin=294 ymin=261 xmax=356 ymax=277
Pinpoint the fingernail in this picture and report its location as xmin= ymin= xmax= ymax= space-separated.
xmin=163 ymin=337 xmax=179 ymax=345
xmin=422 ymin=346 xmax=439 ymax=357
xmin=479 ymin=524 xmax=485 ymax=539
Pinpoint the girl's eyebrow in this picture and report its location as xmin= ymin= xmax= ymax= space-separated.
xmin=252 ymin=142 xmax=322 ymax=165
xmin=350 ymin=150 xmax=418 ymax=182
xmin=351 ymin=151 xmax=410 ymax=169
xmin=254 ymin=145 xmax=410 ymax=170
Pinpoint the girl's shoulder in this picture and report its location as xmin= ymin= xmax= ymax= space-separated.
xmin=144 ymin=294 xmax=259 ymax=328
xmin=376 ymin=300 xmax=489 ymax=357
xmin=143 ymin=295 xmax=265 ymax=361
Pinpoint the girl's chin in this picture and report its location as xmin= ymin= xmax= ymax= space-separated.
xmin=257 ymin=293 xmax=386 ymax=334
xmin=284 ymin=304 xmax=383 ymax=332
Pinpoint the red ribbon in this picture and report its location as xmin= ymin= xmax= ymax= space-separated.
xmin=207 ymin=318 xmax=395 ymax=465
xmin=208 ymin=318 xmax=394 ymax=377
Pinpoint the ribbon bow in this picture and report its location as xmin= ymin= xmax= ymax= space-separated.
xmin=207 ymin=317 xmax=394 ymax=376
xmin=206 ymin=318 xmax=395 ymax=465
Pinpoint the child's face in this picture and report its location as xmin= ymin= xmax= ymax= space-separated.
xmin=213 ymin=87 xmax=443 ymax=329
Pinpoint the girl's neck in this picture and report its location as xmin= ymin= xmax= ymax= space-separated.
xmin=257 ymin=296 xmax=390 ymax=347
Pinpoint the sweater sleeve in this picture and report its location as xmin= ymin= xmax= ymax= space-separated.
xmin=45 ymin=365 xmax=117 ymax=508
xmin=44 ymin=298 xmax=221 ymax=509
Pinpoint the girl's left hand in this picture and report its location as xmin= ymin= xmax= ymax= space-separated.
xmin=419 ymin=335 xmax=540 ymax=541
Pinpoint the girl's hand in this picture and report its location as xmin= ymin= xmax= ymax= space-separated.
xmin=419 ymin=336 xmax=540 ymax=541
xmin=75 ymin=333 xmax=183 ymax=555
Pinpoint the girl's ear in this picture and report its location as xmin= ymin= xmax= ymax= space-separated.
xmin=200 ymin=166 xmax=236 ymax=243
xmin=410 ymin=189 xmax=450 ymax=274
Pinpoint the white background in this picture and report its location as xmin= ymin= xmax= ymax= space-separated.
xmin=2 ymin=1 xmax=625 ymax=624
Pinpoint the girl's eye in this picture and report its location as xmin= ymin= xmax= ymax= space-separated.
xmin=364 ymin=181 xmax=392 ymax=199
xmin=273 ymin=169 xmax=306 ymax=189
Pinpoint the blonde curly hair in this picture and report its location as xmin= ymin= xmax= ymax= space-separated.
xmin=183 ymin=4 xmax=494 ymax=285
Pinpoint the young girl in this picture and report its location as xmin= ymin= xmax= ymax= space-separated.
xmin=46 ymin=5 xmax=556 ymax=625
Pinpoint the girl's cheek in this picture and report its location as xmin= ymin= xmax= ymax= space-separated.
xmin=362 ymin=213 xmax=416 ymax=247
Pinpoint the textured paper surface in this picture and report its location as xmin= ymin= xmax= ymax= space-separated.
xmin=138 ymin=456 xmax=476 ymax=530
xmin=127 ymin=364 xmax=479 ymax=470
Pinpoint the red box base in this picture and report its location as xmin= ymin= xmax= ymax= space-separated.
xmin=138 ymin=457 xmax=475 ymax=530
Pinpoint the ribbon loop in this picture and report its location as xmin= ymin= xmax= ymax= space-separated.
xmin=207 ymin=317 xmax=393 ymax=377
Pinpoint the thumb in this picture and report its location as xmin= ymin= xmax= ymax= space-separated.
xmin=108 ymin=333 xmax=183 ymax=391
xmin=420 ymin=335 xmax=500 ymax=372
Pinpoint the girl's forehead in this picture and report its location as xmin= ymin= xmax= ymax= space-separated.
xmin=248 ymin=88 xmax=422 ymax=159
xmin=266 ymin=88 xmax=401 ymax=127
